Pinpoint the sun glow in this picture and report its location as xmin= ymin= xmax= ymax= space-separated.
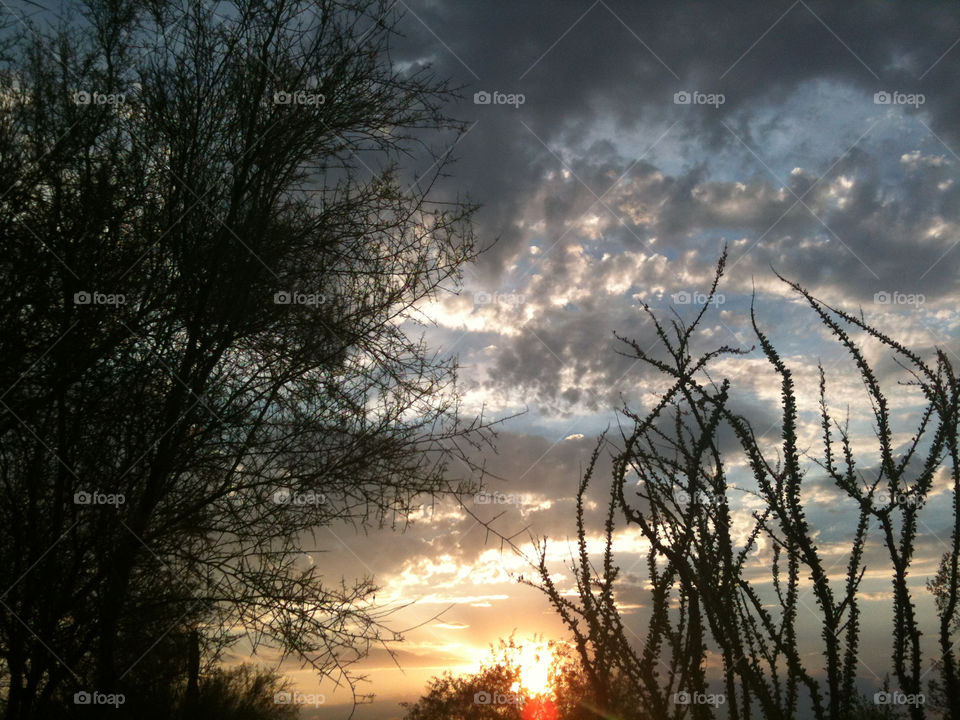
xmin=511 ymin=642 xmax=554 ymax=696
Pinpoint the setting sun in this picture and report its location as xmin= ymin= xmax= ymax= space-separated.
xmin=511 ymin=642 xmax=555 ymax=696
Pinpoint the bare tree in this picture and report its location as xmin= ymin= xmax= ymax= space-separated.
xmin=0 ymin=1 xmax=497 ymax=717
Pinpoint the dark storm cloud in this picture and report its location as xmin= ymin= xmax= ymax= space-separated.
xmin=394 ymin=0 xmax=960 ymax=270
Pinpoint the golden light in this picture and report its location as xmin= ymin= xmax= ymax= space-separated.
xmin=510 ymin=641 xmax=554 ymax=696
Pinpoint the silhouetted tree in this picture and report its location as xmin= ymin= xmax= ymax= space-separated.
xmin=0 ymin=1 xmax=495 ymax=718
xmin=402 ymin=663 xmax=525 ymax=720
xmin=402 ymin=638 xmax=634 ymax=720
xmin=402 ymin=638 xmax=544 ymax=720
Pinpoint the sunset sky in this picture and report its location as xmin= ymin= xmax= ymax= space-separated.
xmin=190 ymin=2 xmax=960 ymax=717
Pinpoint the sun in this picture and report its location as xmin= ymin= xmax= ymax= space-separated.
xmin=510 ymin=641 xmax=554 ymax=696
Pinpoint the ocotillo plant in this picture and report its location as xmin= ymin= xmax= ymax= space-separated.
xmin=528 ymin=249 xmax=959 ymax=720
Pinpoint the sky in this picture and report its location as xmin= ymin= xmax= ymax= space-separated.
xmin=215 ymin=1 xmax=960 ymax=717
